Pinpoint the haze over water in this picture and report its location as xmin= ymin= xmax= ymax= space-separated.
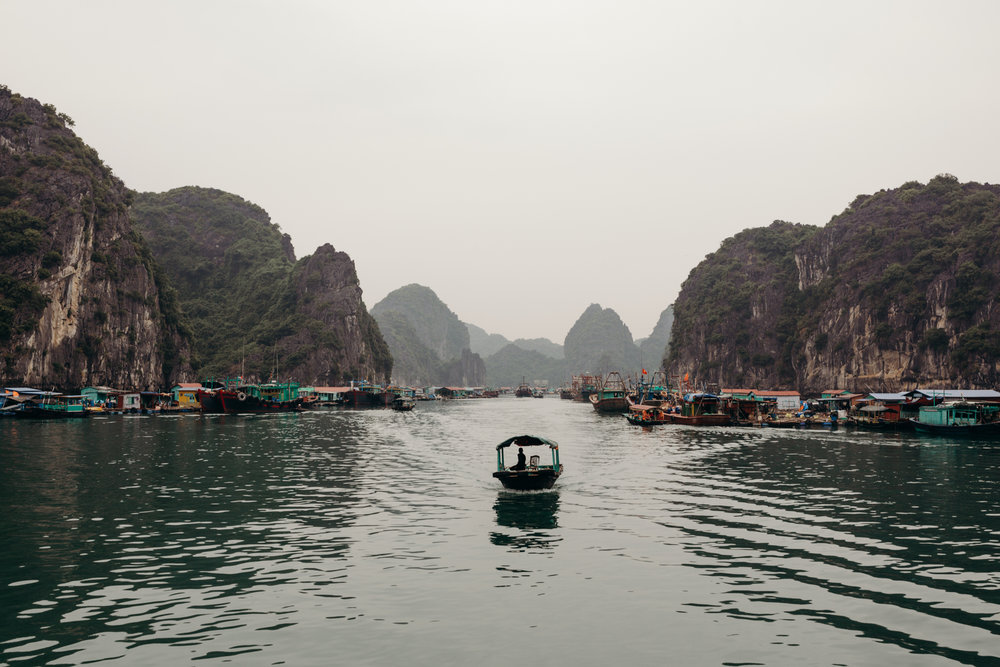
xmin=2 ymin=399 xmax=999 ymax=665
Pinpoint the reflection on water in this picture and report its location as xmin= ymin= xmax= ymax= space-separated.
xmin=490 ymin=491 xmax=561 ymax=551
xmin=2 ymin=400 xmax=1000 ymax=666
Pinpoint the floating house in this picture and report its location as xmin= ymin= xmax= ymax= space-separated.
xmin=171 ymin=383 xmax=203 ymax=409
xmin=298 ymin=386 xmax=352 ymax=405
xmin=81 ymin=386 xmax=121 ymax=407
xmin=723 ymin=389 xmax=802 ymax=411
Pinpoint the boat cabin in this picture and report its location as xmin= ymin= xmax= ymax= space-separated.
xmin=493 ymin=435 xmax=563 ymax=490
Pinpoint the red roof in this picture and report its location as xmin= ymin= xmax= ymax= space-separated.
xmin=176 ymin=383 xmax=202 ymax=389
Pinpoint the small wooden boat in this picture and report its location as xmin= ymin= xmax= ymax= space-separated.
xmin=492 ymin=435 xmax=563 ymax=490
xmin=391 ymin=397 xmax=415 ymax=411
xmin=625 ymin=404 xmax=674 ymax=425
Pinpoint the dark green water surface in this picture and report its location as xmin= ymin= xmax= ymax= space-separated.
xmin=2 ymin=398 xmax=999 ymax=665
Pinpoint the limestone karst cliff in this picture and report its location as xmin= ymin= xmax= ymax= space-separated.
xmin=667 ymin=176 xmax=1000 ymax=391
xmin=0 ymin=86 xmax=190 ymax=389
xmin=563 ymin=303 xmax=640 ymax=376
xmin=132 ymin=187 xmax=392 ymax=385
xmin=370 ymin=284 xmax=484 ymax=386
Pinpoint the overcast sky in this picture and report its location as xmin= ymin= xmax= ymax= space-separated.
xmin=4 ymin=1 xmax=1000 ymax=342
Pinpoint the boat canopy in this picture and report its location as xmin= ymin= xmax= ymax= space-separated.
xmin=495 ymin=435 xmax=559 ymax=450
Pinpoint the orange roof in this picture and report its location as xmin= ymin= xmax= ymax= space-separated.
xmin=312 ymin=386 xmax=352 ymax=393
xmin=176 ymin=383 xmax=202 ymax=389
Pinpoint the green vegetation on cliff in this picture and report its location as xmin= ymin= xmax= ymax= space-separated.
xmin=371 ymin=284 xmax=484 ymax=386
xmin=667 ymin=175 xmax=1000 ymax=390
xmin=133 ymin=187 xmax=391 ymax=383
xmin=564 ymin=303 xmax=640 ymax=376
xmin=1 ymin=86 xmax=190 ymax=388
xmin=372 ymin=285 xmax=470 ymax=360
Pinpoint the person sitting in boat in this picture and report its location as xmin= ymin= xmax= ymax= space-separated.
xmin=511 ymin=447 xmax=527 ymax=471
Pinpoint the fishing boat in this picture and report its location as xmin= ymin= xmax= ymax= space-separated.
xmin=910 ymin=401 xmax=1000 ymax=436
xmin=197 ymin=381 xmax=304 ymax=414
xmin=16 ymin=392 xmax=90 ymax=418
xmin=339 ymin=381 xmax=384 ymax=407
xmin=492 ymin=435 xmax=563 ymax=490
xmin=515 ymin=377 xmax=533 ymax=398
xmin=572 ymin=374 xmax=600 ymax=402
xmin=627 ymin=370 xmax=671 ymax=407
xmin=532 ymin=388 xmax=544 ymax=398
xmin=670 ymin=392 xmax=732 ymax=426
xmin=589 ymin=371 xmax=629 ymax=413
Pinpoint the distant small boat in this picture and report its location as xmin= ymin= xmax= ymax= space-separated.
xmin=515 ymin=377 xmax=533 ymax=398
xmin=492 ymin=435 xmax=563 ymax=490
xmin=532 ymin=388 xmax=544 ymax=398
xmin=392 ymin=397 xmax=415 ymax=411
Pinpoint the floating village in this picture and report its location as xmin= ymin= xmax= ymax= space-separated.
xmin=3 ymin=369 xmax=999 ymax=437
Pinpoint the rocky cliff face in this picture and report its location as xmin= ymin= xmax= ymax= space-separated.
xmin=667 ymin=176 xmax=1000 ymax=391
xmin=132 ymin=187 xmax=391 ymax=384
xmin=0 ymin=86 xmax=190 ymax=389
xmin=639 ymin=305 xmax=673 ymax=368
xmin=371 ymin=284 xmax=484 ymax=386
xmin=282 ymin=244 xmax=392 ymax=384
xmin=372 ymin=284 xmax=470 ymax=360
xmin=563 ymin=304 xmax=640 ymax=375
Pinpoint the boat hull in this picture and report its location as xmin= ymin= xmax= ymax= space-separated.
xmin=625 ymin=414 xmax=673 ymax=426
xmin=589 ymin=395 xmax=629 ymax=413
xmin=16 ymin=406 xmax=89 ymax=419
xmin=493 ymin=468 xmax=562 ymax=490
xmin=340 ymin=389 xmax=383 ymax=407
xmin=910 ymin=419 xmax=1000 ymax=437
xmin=198 ymin=389 xmax=303 ymax=414
xmin=671 ymin=413 xmax=732 ymax=426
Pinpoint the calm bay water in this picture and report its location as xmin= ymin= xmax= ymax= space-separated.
xmin=2 ymin=398 xmax=999 ymax=666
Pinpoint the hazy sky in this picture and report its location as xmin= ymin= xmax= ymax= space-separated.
xmin=4 ymin=1 xmax=1000 ymax=342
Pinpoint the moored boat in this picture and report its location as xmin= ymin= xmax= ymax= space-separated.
xmin=16 ymin=392 xmax=90 ymax=418
xmin=671 ymin=392 xmax=732 ymax=426
xmin=339 ymin=381 xmax=385 ymax=407
xmin=198 ymin=381 xmax=303 ymax=414
xmin=515 ymin=378 xmax=533 ymax=398
xmin=910 ymin=401 xmax=1000 ymax=436
xmin=492 ymin=435 xmax=563 ymax=490
xmin=590 ymin=371 xmax=629 ymax=413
